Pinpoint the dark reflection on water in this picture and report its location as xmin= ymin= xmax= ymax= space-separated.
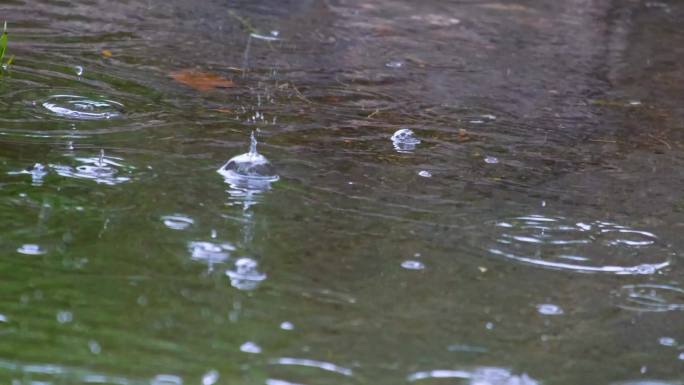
xmin=1 ymin=0 xmax=684 ymax=384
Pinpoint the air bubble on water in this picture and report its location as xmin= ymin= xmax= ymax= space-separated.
xmin=74 ymin=66 xmax=84 ymax=76
xmin=658 ymin=337 xmax=676 ymax=347
xmin=401 ymin=260 xmax=425 ymax=270
xmin=679 ymin=352 xmax=684 ymax=361
xmin=202 ymin=370 xmax=219 ymax=385
xmin=280 ymin=321 xmax=294 ymax=330
xmin=391 ymin=128 xmax=421 ymax=153
xmin=418 ymin=170 xmax=432 ymax=178
xmin=17 ymin=244 xmax=46 ymax=255
xmin=88 ymin=340 xmax=101 ymax=354
xmin=537 ymin=303 xmax=564 ymax=315
xmin=57 ymin=310 xmax=73 ymax=324
xmin=240 ymin=341 xmax=262 ymax=354
xmin=484 ymin=156 xmax=499 ymax=164
xmin=385 ymin=60 xmax=404 ymax=69
xmin=226 ymin=257 xmax=266 ymax=290
xmin=485 ymin=322 xmax=494 ymax=330
xmin=0 ymin=314 xmax=8 ymax=323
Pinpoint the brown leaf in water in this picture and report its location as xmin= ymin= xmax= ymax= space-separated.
xmin=101 ymin=49 xmax=113 ymax=58
xmin=170 ymin=69 xmax=234 ymax=91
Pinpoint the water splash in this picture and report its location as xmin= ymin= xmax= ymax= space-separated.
xmin=51 ymin=150 xmax=133 ymax=185
xmin=225 ymin=257 xmax=266 ymax=290
xmin=188 ymin=241 xmax=235 ymax=266
xmin=391 ymin=128 xmax=421 ymax=153
xmin=218 ymin=131 xmax=279 ymax=209
xmin=8 ymin=163 xmax=48 ymax=186
xmin=218 ymin=131 xmax=279 ymax=188
xmin=41 ymin=95 xmax=124 ymax=120
xmin=487 ymin=215 xmax=673 ymax=275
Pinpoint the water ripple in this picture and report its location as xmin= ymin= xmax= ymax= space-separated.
xmin=614 ymin=284 xmax=684 ymax=312
xmin=41 ymin=94 xmax=124 ymax=120
xmin=51 ymin=151 xmax=135 ymax=185
xmin=487 ymin=215 xmax=674 ymax=275
xmin=268 ymin=357 xmax=353 ymax=377
xmin=407 ymin=367 xmax=539 ymax=385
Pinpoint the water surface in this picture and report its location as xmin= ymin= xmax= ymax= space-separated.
xmin=1 ymin=1 xmax=684 ymax=384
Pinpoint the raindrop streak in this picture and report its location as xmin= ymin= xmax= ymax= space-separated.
xmin=269 ymin=358 xmax=353 ymax=377
xmin=614 ymin=284 xmax=684 ymax=312
xmin=487 ymin=215 xmax=672 ymax=275
xmin=226 ymin=258 xmax=266 ymax=290
xmin=407 ymin=367 xmax=539 ymax=384
xmin=42 ymin=95 xmax=124 ymax=120
xmin=391 ymin=128 xmax=421 ymax=153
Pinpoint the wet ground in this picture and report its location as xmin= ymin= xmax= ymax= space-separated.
xmin=1 ymin=0 xmax=684 ymax=384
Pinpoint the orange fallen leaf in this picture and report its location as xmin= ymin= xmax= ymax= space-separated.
xmin=211 ymin=108 xmax=233 ymax=113
xmin=170 ymin=69 xmax=234 ymax=91
xmin=101 ymin=49 xmax=113 ymax=58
